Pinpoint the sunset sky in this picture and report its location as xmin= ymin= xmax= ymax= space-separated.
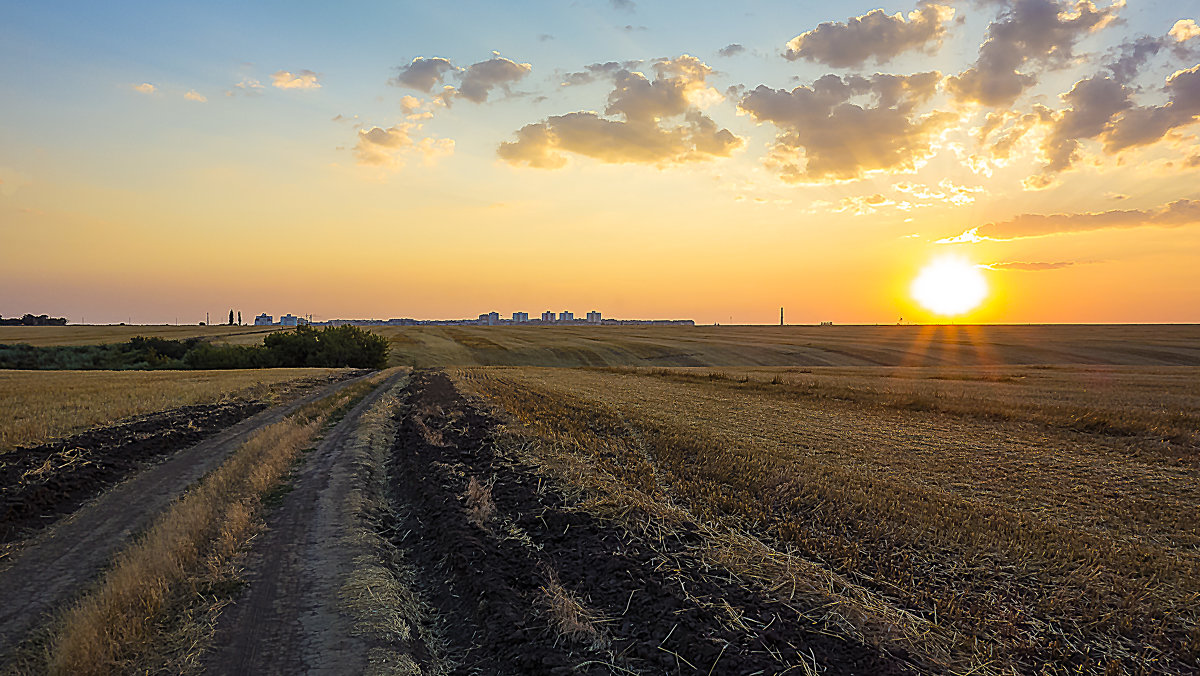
xmin=2 ymin=0 xmax=1199 ymax=324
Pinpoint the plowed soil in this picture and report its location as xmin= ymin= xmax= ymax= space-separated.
xmin=384 ymin=370 xmax=909 ymax=674
xmin=0 ymin=401 xmax=264 ymax=544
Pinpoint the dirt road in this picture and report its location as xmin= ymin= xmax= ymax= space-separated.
xmin=203 ymin=371 xmax=406 ymax=675
xmin=0 ymin=372 xmax=372 ymax=657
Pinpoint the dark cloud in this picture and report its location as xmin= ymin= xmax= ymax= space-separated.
xmin=738 ymin=72 xmax=955 ymax=183
xmin=389 ymin=57 xmax=456 ymax=92
xmin=947 ymin=0 xmax=1121 ymax=106
xmin=718 ymin=43 xmax=746 ymax=58
xmin=498 ymin=55 xmax=742 ymax=168
xmin=1106 ymin=35 xmax=1168 ymax=84
xmin=457 ymin=56 xmax=532 ymax=103
xmin=610 ymin=0 xmax=635 ymax=11
xmin=561 ymin=61 xmax=641 ymax=86
xmin=938 ymin=199 xmax=1200 ymax=241
xmin=1101 ymin=64 xmax=1200 ymax=152
xmin=389 ymin=54 xmax=531 ymax=105
xmin=1025 ymin=75 xmax=1133 ymax=187
xmin=784 ymin=4 xmax=956 ymax=68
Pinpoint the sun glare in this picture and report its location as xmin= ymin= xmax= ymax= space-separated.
xmin=911 ymin=256 xmax=988 ymax=316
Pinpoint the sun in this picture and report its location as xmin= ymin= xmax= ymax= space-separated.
xmin=911 ymin=256 xmax=988 ymax=316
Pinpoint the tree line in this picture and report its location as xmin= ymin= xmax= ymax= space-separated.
xmin=0 ymin=314 xmax=68 ymax=326
xmin=0 ymin=325 xmax=389 ymax=370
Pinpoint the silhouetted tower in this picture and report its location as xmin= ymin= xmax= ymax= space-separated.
xmin=780 ymin=307 xmax=784 ymax=326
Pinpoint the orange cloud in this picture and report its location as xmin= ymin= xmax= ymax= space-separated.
xmin=353 ymin=124 xmax=453 ymax=169
xmin=272 ymin=70 xmax=321 ymax=90
xmin=938 ymin=199 xmax=1200 ymax=241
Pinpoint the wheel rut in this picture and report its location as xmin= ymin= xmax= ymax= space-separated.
xmin=0 ymin=372 xmax=371 ymax=658
xmin=203 ymin=372 xmax=406 ymax=675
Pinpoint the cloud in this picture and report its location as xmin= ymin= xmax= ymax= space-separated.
xmin=1100 ymin=64 xmax=1200 ymax=152
xmin=621 ymin=24 xmax=648 ymax=32
xmin=1171 ymin=19 xmax=1200 ymax=43
xmin=538 ymin=33 xmax=555 ymax=42
xmin=894 ymin=178 xmax=983 ymax=205
xmin=986 ymin=260 xmax=1077 ymax=270
xmin=610 ymin=0 xmax=635 ymax=11
xmin=389 ymin=54 xmax=530 ymax=105
xmin=783 ymin=4 xmax=956 ymax=68
xmin=457 ymin=56 xmax=532 ymax=103
xmin=1105 ymin=35 xmax=1169 ymax=84
xmin=947 ymin=0 xmax=1121 ymax=106
xmin=972 ymin=106 xmax=1054 ymax=170
xmin=272 ymin=69 xmax=321 ymax=90
xmin=225 ymin=78 xmax=264 ymax=97
xmin=1025 ymin=75 xmax=1133 ymax=187
xmin=561 ymin=61 xmax=641 ymax=86
xmin=132 ymin=82 xmax=156 ymax=94
xmin=184 ymin=90 xmax=207 ymax=102
xmin=717 ymin=43 xmax=745 ymax=58
xmin=390 ymin=57 xmax=456 ymax=92
xmin=738 ymin=71 xmax=955 ymax=183
xmin=934 ymin=227 xmax=990 ymax=243
xmin=938 ymin=199 xmax=1200 ymax=241
xmin=498 ymin=55 xmax=742 ymax=168
xmin=353 ymin=124 xmax=454 ymax=169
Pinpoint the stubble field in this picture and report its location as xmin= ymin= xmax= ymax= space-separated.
xmin=0 ymin=324 xmax=1196 ymax=674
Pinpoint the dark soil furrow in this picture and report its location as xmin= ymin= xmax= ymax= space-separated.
xmin=386 ymin=369 xmax=908 ymax=675
xmin=0 ymin=402 xmax=265 ymax=544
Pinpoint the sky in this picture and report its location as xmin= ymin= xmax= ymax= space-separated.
xmin=2 ymin=0 xmax=1199 ymax=325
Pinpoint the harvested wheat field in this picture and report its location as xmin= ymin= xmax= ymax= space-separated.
xmin=377 ymin=324 xmax=1200 ymax=367
xmin=0 ymin=368 xmax=347 ymax=450
xmin=0 ymin=329 xmax=1197 ymax=675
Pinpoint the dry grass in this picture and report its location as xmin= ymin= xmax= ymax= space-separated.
xmin=455 ymin=366 xmax=1200 ymax=674
xmin=618 ymin=364 xmax=1200 ymax=449
xmin=463 ymin=476 xmax=495 ymax=527
xmin=0 ymin=368 xmax=345 ymax=451
xmin=538 ymin=567 xmax=603 ymax=647
xmin=40 ymin=374 xmax=386 ymax=675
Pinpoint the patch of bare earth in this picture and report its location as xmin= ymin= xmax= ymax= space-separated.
xmin=377 ymin=369 xmax=907 ymax=674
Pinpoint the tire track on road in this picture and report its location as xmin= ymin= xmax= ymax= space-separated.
xmin=203 ymin=371 xmax=406 ymax=675
xmin=0 ymin=372 xmax=373 ymax=657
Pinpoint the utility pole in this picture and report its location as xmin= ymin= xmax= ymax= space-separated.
xmin=780 ymin=307 xmax=784 ymax=326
